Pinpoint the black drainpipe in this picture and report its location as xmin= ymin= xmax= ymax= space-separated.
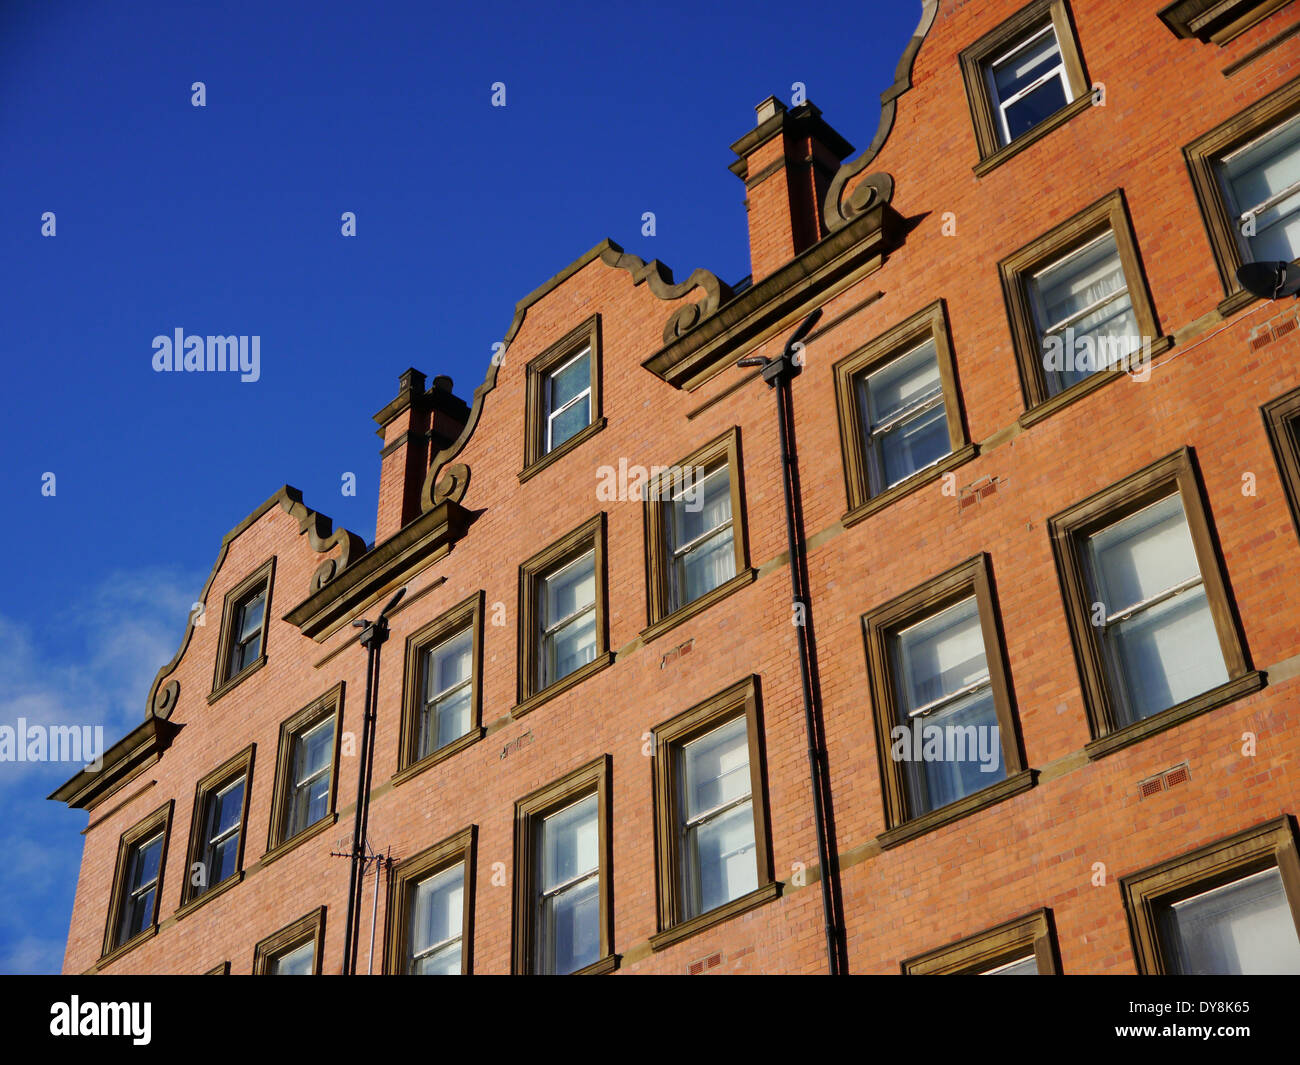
xmin=342 ymin=587 xmax=404 ymax=975
xmin=738 ymin=308 xmax=844 ymax=974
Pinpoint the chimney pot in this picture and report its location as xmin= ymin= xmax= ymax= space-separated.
xmin=755 ymin=95 xmax=784 ymax=124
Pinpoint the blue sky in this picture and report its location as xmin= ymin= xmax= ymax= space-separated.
xmin=0 ymin=0 xmax=921 ymax=973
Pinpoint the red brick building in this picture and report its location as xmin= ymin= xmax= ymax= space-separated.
xmin=54 ymin=0 xmax=1300 ymax=975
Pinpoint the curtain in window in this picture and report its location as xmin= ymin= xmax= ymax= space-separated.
xmin=538 ymin=795 xmax=600 ymax=974
xmin=271 ymin=941 xmax=314 ymax=975
xmin=1223 ymin=116 xmax=1300 ymax=264
xmin=1087 ymin=495 xmax=1228 ymax=724
xmin=895 ymin=597 xmax=988 ymax=709
xmin=671 ymin=468 xmax=735 ymax=605
xmin=860 ymin=339 xmax=951 ymax=492
xmin=892 ymin=597 xmax=1004 ymax=813
xmin=410 ymin=863 xmax=463 ymax=974
xmin=1031 ymin=234 xmax=1138 ymax=392
xmin=683 ymin=718 xmax=757 ymax=916
xmin=421 ymin=630 xmax=473 ymax=753
xmin=1159 ymin=868 xmax=1300 ymax=974
xmin=287 ymin=721 xmax=332 ymax=837
xmin=542 ymin=554 xmax=596 ymax=684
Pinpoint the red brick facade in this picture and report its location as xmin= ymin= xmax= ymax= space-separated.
xmin=56 ymin=0 xmax=1300 ymax=975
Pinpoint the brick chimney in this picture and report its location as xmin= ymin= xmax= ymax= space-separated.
xmin=729 ymin=97 xmax=854 ymax=283
xmin=373 ymin=369 xmax=470 ymax=543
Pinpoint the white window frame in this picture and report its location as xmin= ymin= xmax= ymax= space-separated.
xmin=408 ymin=862 xmax=466 ymax=975
xmin=533 ymin=794 xmax=600 ymax=975
xmin=1084 ymin=492 xmax=1211 ymax=726
xmin=537 ymin=550 xmax=596 ymax=689
xmin=666 ymin=465 xmax=735 ymax=611
xmin=417 ymin=628 xmax=473 ymax=759
xmin=1028 ymin=231 xmax=1137 ymax=390
xmin=543 ymin=348 xmax=592 ymax=454
xmin=678 ymin=717 xmax=757 ymax=920
xmin=229 ymin=586 xmax=266 ymax=676
xmin=1218 ymin=114 xmax=1300 ymax=261
xmin=198 ymin=777 xmax=244 ymax=894
xmin=856 ymin=340 xmax=949 ymax=496
xmin=118 ymin=832 xmax=164 ymax=944
xmin=984 ymin=23 xmax=1072 ymax=147
xmin=286 ymin=718 xmax=333 ymax=838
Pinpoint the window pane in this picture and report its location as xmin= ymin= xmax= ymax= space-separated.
xmin=990 ymin=27 xmax=1068 ymax=143
xmin=118 ymin=832 xmax=164 ymax=944
xmin=287 ymin=720 xmax=333 ymax=836
xmin=212 ymin=779 xmax=244 ymax=837
xmin=548 ymin=395 xmax=590 ymax=450
xmin=426 ymin=630 xmax=472 ymax=698
xmin=892 ymin=597 xmax=989 ymax=712
xmin=540 ymin=794 xmax=598 ymax=891
xmin=689 ymin=800 xmax=758 ymax=916
xmin=237 ymin=591 xmax=265 ymax=643
xmin=983 ymin=955 xmax=1039 ymax=975
xmin=544 ymin=553 xmax=595 ymax=625
xmin=1087 ymin=495 xmax=1201 ymax=612
xmin=877 ymin=403 xmax=951 ymax=490
xmin=992 ymin=28 xmax=1061 ymax=101
xmin=209 ymin=834 xmax=239 ymax=886
xmin=1032 ymin=234 xmax=1141 ymax=394
xmin=675 ymin=527 xmax=736 ymax=606
xmin=538 ymin=794 xmax=600 ymax=974
xmin=1104 ymin=585 xmax=1229 ymax=724
xmin=544 ymin=611 xmax=596 ymax=684
xmin=271 ymin=941 xmax=314 ymax=975
xmin=860 ymin=340 xmax=951 ymax=491
xmin=1159 ymin=868 xmax=1300 ymax=975
xmin=1223 ymin=116 xmax=1300 ymax=263
xmin=545 ymin=351 xmax=591 ymax=451
xmin=683 ymin=717 xmax=751 ymax=817
xmin=1033 ymin=233 xmax=1125 ymax=326
xmin=671 ymin=466 xmax=731 ymax=548
xmin=900 ymin=687 xmax=1005 ymax=815
xmin=1002 ymin=77 xmax=1068 ymax=142
xmin=297 ymin=720 xmax=333 ymax=780
xmin=1087 ymin=494 xmax=1229 ymax=723
xmin=410 ymin=863 xmax=463 ymax=972
xmin=863 ymin=340 xmax=942 ymax=427
xmin=419 ymin=630 xmax=474 ymax=755
xmin=230 ymin=638 xmax=252 ymax=676
xmin=548 ymin=350 xmax=590 ymax=410
xmin=539 ymin=874 xmax=600 ymax=974
xmin=413 ymin=942 xmax=462 ymax=975
xmin=426 ymin=685 xmax=473 ymax=753
xmin=119 ymin=887 xmax=155 ymax=943
xmin=133 ymin=834 xmax=163 ymax=890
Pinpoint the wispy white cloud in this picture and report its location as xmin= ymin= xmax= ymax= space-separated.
xmin=0 ymin=935 xmax=66 ymax=976
xmin=0 ymin=566 xmax=202 ymax=974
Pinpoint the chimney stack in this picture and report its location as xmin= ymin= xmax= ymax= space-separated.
xmin=373 ymin=369 xmax=469 ymax=543
xmin=729 ymin=97 xmax=854 ymax=283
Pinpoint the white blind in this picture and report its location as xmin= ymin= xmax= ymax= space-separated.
xmin=1161 ymin=867 xmax=1300 ymax=975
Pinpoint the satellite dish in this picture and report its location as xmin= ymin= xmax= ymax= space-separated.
xmin=1236 ymin=261 xmax=1300 ymax=300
